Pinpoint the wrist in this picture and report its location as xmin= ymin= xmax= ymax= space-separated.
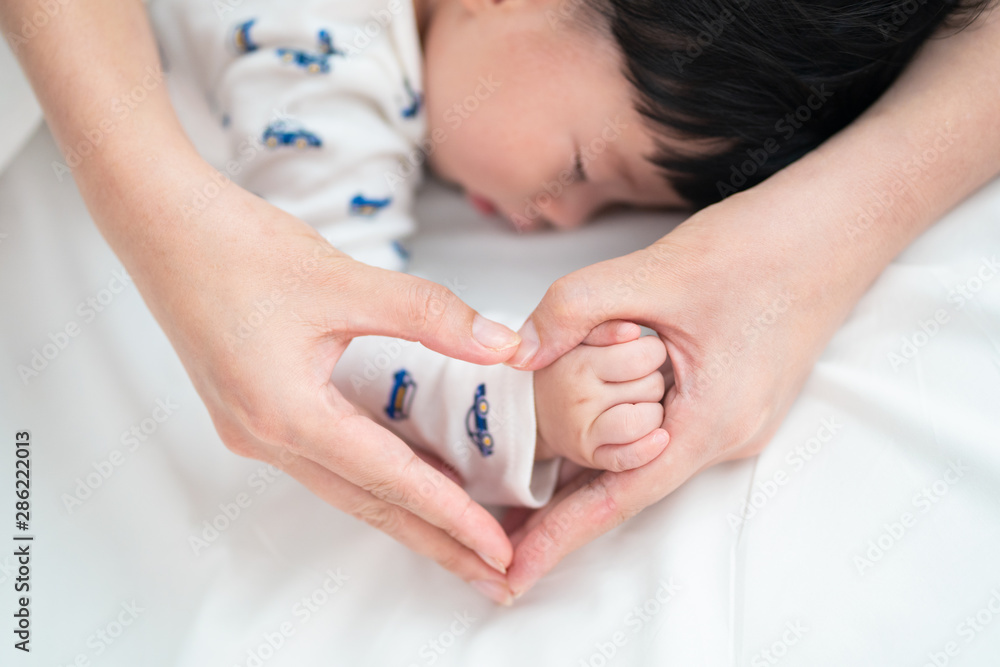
xmin=534 ymin=435 xmax=555 ymax=461
xmin=72 ymin=118 xmax=206 ymax=219
xmin=730 ymin=110 xmax=941 ymax=315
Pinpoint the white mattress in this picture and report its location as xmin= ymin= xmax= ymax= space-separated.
xmin=1 ymin=7 xmax=999 ymax=665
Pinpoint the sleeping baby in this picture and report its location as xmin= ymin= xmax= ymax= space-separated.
xmin=165 ymin=0 xmax=957 ymax=505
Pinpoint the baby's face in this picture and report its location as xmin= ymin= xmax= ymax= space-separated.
xmin=421 ymin=0 xmax=687 ymax=231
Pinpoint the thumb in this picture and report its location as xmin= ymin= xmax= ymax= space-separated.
xmin=345 ymin=263 xmax=520 ymax=365
xmin=507 ymin=253 xmax=658 ymax=370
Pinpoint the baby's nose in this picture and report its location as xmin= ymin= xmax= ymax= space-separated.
xmin=537 ymin=200 xmax=590 ymax=230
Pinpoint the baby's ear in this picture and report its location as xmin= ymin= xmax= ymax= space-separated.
xmin=581 ymin=320 xmax=642 ymax=347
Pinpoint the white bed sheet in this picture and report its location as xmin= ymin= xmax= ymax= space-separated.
xmin=1 ymin=10 xmax=999 ymax=665
xmin=0 ymin=37 xmax=42 ymax=174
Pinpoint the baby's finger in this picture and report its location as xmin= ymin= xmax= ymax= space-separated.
xmin=588 ymin=402 xmax=665 ymax=446
xmin=598 ymin=371 xmax=666 ymax=409
xmin=591 ymin=336 xmax=667 ymax=382
xmin=581 ymin=320 xmax=642 ymax=347
xmin=592 ymin=429 xmax=670 ymax=472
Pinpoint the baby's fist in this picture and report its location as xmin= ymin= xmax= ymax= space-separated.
xmin=534 ymin=326 xmax=669 ymax=472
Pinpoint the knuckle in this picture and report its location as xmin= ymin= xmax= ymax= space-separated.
xmin=647 ymin=403 xmax=665 ymax=429
xmin=237 ymin=408 xmax=298 ymax=453
xmin=219 ymin=435 xmax=256 ymax=459
xmin=642 ymin=338 xmax=668 ymax=367
xmin=652 ymin=372 xmax=666 ymax=396
xmin=536 ymin=513 xmax=564 ymax=549
xmin=641 ymin=372 xmax=666 ymax=403
xmin=364 ymin=477 xmax=410 ymax=507
xmin=352 ymin=502 xmax=406 ymax=535
xmin=212 ymin=414 xmax=260 ymax=459
xmin=250 ymin=418 xmax=287 ymax=448
xmin=450 ymin=495 xmax=475 ymax=529
xmin=546 ymin=275 xmax=589 ymax=328
xmin=226 ymin=389 xmax=299 ymax=447
xmin=620 ymin=406 xmax=642 ymax=440
xmin=435 ymin=549 xmax=465 ymax=575
xmin=408 ymin=280 xmax=455 ymax=336
xmin=587 ymin=475 xmax=633 ymax=527
xmin=586 ymin=320 xmax=617 ymax=345
xmin=606 ymin=448 xmax=628 ymax=473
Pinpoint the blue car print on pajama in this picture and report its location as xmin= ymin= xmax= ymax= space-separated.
xmin=385 ymin=370 xmax=417 ymax=420
xmin=350 ymin=194 xmax=392 ymax=217
xmin=231 ymin=19 xmax=259 ymax=54
xmin=466 ymin=384 xmax=494 ymax=457
xmin=401 ymin=78 xmax=423 ymax=119
xmin=262 ymin=120 xmax=322 ymax=149
xmin=277 ymin=29 xmax=345 ymax=74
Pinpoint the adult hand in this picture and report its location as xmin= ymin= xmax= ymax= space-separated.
xmin=503 ymin=185 xmax=849 ymax=595
xmin=501 ymin=5 xmax=1000 ymax=598
xmin=159 ymin=181 xmax=522 ymax=597
xmin=1 ymin=0 xmax=520 ymax=603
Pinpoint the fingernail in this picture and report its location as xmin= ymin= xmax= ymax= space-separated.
xmin=472 ymin=314 xmax=520 ymax=351
xmin=652 ymin=429 xmax=668 ymax=445
xmin=505 ymin=319 xmax=539 ymax=369
xmin=471 ymin=580 xmax=514 ymax=606
xmin=475 ymin=550 xmax=507 ymax=575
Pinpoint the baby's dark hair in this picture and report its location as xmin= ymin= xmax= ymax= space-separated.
xmin=579 ymin=0 xmax=994 ymax=208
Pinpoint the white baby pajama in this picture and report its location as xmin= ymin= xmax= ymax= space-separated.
xmin=167 ymin=0 xmax=559 ymax=506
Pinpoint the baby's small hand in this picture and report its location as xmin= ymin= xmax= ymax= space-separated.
xmin=534 ymin=323 xmax=668 ymax=472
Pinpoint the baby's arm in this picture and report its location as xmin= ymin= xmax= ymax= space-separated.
xmin=334 ymin=321 xmax=667 ymax=506
xmin=534 ymin=324 xmax=669 ymax=472
xmin=331 ymin=332 xmax=561 ymax=508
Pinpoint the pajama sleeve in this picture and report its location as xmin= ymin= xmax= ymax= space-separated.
xmin=331 ymin=333 xmax=561 ymax=508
